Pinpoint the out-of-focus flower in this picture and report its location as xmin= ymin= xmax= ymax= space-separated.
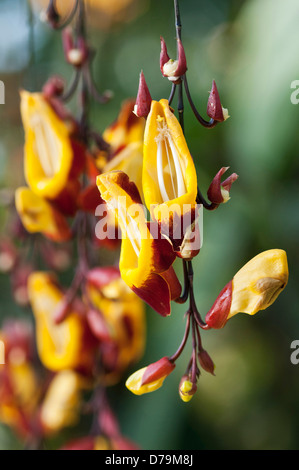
xmin=97 ymin=171 xmax=181 ymax=316
xmin=61 ymin=434 xmax=139 ymax=450
xmin=0 ymin=238 xmax=18 ymax=273
xmin=28 ymin=272 xmax=96 ymax=373
xmin=205 ymin=249 xmax=289 ymax=329
xmin=207 ymin=167 xmax=238 ymax=205
xmin=39 ymin=370 xmax=88 ymax=434
xmin=10 ymin=263 xmax=34 ymax=307
xmin=126 ymin=357 xmax=175 ymax=396
xmin=34 ymin=0 xmax=147 ymax=30
xmin=142 ymin=99 xmax=199 ymax=259
xmin=85 ymin=266 xmax=146 ymax=384
xmin=0 ymin=320 xmax=40 ymax=439
xmin=15 ymin=187 xmax=72 ymax=242
xmin=20 ymin=91 xmax=85 ymax=201
xmin=100 ymin=99 xmax=145 ymax=196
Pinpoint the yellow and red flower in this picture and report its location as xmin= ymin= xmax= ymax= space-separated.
xmin=28 ymin=272 xmax=96 ymax=373
xmin=205 ymin=249 xmax=289 ymax=329
xmin=97 ymin=171 xmax=181 ymax=316
xmin=142 ymin=99 xmax=200 ymax=259
xmin=125 ymin=357 xmax=175 ymax=396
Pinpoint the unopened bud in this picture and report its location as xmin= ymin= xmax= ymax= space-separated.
xmin=133 ymin=71 xmax=152 ymax=118
xmin=62 ymin=28 xmax=88 ymax=67
xmin=198 ymin=349 xmax=215 ymax=375
xmin=160 ymin=37 xmax=187 ymax=82
xmin=126 ymin=357 xmax=175 ymax=395
xmin=179 ymin=376 xmax=197 ymax=403
xmin=42 ymin=76 xmax=65 ymax=99
xmin=207 ymin=80 xmax=229 ymax=122
xmin=207 ymin=167 xmax=239 ymax=205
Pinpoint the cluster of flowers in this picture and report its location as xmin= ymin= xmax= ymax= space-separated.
xmin=0 ymin=0 xmax=289 ymax=449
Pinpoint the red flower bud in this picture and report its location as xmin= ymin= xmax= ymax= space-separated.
xmin=207 ymin=80 xmax=229 ymax=122
xmin=42 ymin=76 xmax=65 ymax=99
xmin=198 ymin=349 xmax=215 ymax=375
xmin=133 ymin=71 xmax=152 ymax=118
xmin=207 ymin=167 xmax=238 ymax=204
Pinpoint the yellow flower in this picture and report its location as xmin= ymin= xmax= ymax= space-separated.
xmin=205 ymin=249 xmax=289 ymax=329
xmin=40 ymin=370 xmax=87 ymax=434
xmin=20 ymin=91 xmax=75 ymax=200
xmin=126 ymin=357 xmax=175 ymax=396
xmin=28 ymin=272 xmax=94 ymax=372
xmin=101 ymin=99 xmax=145 ymax=197
xmin=97 ymin=171 xmax=181 ymax=316
xmin=142 ymin=99 xmax=199 ymax=259
xmin=15 ymin=187 xmax=72 ymax=242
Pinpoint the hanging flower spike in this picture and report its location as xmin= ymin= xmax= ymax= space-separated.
xmin=205 ymin=249 xmax=289 ymax=329
xmin=28 ymin=272 xmax=96 ymax=372
xmin=133 ymin=70 xmax=152 ymax=118
xmin=160 ymin=37 xmax=187 ymax=82
xmin=126 ymin=357 xmax=175 ymax=396
xmin=142 ymin=99 xmax=200 ymax=259
xmin=207 ymin=80 xmax=229 ymax=122
xmin=207 ymin=167 xmax=239 ymax=205
xmin=15 ymin=187 xmax=72 ymax=242
xmin=20 ymin=90 xmax=79 ymax=200
xmin=97 ymin=171 xmax=181 ymax=316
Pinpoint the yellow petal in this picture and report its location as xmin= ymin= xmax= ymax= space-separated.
xmin=143 ymin=99 xmax=197 ymax=211
xmin=20 ymin=91 xmax=73 ymax=199
xmin=28 ymin=272 xmax=88 ymax=371
xmin=15 ymin=187 xmax=71 ymax=241
xmin=125 ymin=367 xmax=167 ymax=395
xmin=228 ymin=249 xmax=288 ymax=319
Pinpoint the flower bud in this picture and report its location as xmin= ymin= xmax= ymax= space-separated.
xmin=179 ymin=376 xmax=197 ymax=403
xmin=205 ymin=249 xmax=288 ymax=329
xmin=133 ymin=71 xmax=152 ymax=118
xmin=160 ymin=37 xmax=187 ymax=82
xmin=42 ymin=76 xmax=65 ymax=99
xmin=125 ymin=357 xmax=175 ymax=395
xmin=207 ymin=80 xmax=229 ymax=122
xmin=207 ymin=167 xmax=239 ymax=204
xmin=62 ymin=28 xmax=89 ymax=67
xmin=198 ymin=349 xmax=215 ymax=375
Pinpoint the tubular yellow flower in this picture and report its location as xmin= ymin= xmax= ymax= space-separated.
xmin=97 ymin=171 xmax=181 ymax=316
xmin=142 ymin=99 xmax=199 ymax=258
xmin=28 ymin=272 xmax=94 ymax=372
xmin=15 ymin=187 xmax=72 ymax=242
xmin=143 ymin=99 xmax=197 ymax=210
xmin=40 ymin=370 xmax=87 ymax=434
xmin=20 ymin=91 xmax=75 ymax=200
xmin=125 ymin=357 xmax=175 ymax=396
xmin=205 ymin=249 xmax=289 ymax=329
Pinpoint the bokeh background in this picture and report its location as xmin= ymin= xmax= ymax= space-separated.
xmin=1 ymin=0 xmax=299 ymax=450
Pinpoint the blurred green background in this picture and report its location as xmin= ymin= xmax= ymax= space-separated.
xmin=1 ymin=0 xmax=299 ymax=450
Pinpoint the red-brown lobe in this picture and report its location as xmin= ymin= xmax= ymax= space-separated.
xmin=205 ymin=280 xmax=233 ymax=329
xmin=141 ymin=357 xmax=175 ymax=386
